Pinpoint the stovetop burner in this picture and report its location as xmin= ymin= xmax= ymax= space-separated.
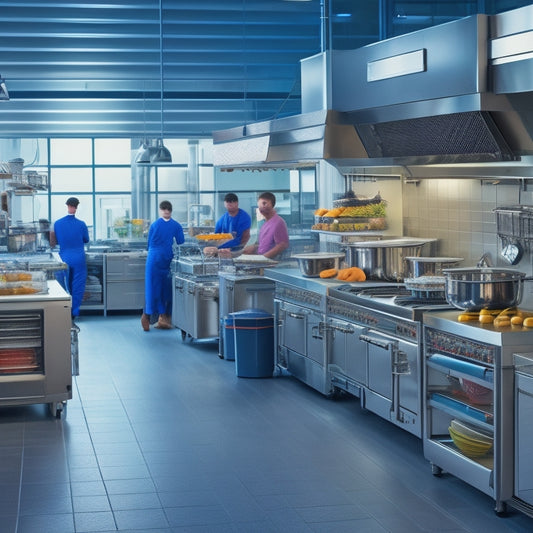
xmin=393 ymin=295 xmax=448 ymax=307
xmin=329 ymin=282 xmax=452 ymax=321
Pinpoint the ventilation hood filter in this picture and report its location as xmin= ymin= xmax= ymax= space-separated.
xmin=354 ymin=111 xmax=517 ymax=165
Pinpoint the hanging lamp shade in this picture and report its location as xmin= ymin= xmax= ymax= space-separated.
xmin=151 ymin=138 xmax=172 ymax=163
xmin=135 ymin=140 xmax=153 ymax=163
xmin=135 ymin=0 xmax=171 ymax=165
xmin=135 ymin=138 xmax=171 ymax=164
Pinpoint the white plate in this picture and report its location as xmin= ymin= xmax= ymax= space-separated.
xmin=450 ymin=419 xmax=493 ymax=443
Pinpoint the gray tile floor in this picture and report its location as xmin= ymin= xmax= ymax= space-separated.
xmin=2 ymin=313 xmax=533 ymax=533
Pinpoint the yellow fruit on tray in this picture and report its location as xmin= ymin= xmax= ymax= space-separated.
xmin=523 ymin=317 xmax=533 ymax=328
xmin=458 ymin=313 xmax=479 ymax=322
xmin=195 ymin=233 xmax=233 ymax=241
xmin=478 ymin=314 xmax=494 ymax=324
xmin=319 ymin=268 xmax=338 ymax=279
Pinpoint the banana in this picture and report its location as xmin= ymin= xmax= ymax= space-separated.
xmin=479 ymin=308 xmax=505 ymax=316
xmin=458 ymin=313 xmax=479 ymax=322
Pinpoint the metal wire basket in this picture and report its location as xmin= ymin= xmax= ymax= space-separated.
xmin=494 ymin=205 xmax=533 ymax=239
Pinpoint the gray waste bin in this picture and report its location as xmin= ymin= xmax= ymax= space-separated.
xmin=230 ymin=309 xmax=274 ymax=378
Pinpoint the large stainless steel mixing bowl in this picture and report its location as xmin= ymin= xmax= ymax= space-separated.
xmin=443 ymin=267 xmax=527 ymax=310
xmin=292 ymin=252 xmax=345 ymax=277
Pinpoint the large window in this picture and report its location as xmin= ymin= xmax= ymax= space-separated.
xmin=18 ymin=137 xmax=215 ymax=241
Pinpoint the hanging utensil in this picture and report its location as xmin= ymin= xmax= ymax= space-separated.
xmin=501 ymin=238 xmax=524 ymax=265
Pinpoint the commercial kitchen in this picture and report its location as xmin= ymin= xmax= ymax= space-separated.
xmin=3 ymin=1 xmax=533 ymax=531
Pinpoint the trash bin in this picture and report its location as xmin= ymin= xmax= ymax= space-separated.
xmin=222 ymin=315 xmax=236 ymax=361
xmin=230 ymin=308 xmax=274 ymax=378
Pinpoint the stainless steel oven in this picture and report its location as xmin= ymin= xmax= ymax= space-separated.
xmin=0 ymin=281 xmax=72 ymax=418
xmin=327 ymin=284 xmax=451 ymax=438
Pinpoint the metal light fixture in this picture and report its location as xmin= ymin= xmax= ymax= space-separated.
xmin=0 ymin=74 xmax=9 ymax=101
xmin=136 ymin=0 xmax=171 ymax=164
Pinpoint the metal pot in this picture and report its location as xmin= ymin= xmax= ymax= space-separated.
xmin=344 ymin=238 xmax=437 ymax=282
xmin=442 ymin=267 xmax=529 ymax=311
xmin=405 ymin=256 xmax=463 ymax=278
xmin=292 ymin=252 xmax=345 ymax=277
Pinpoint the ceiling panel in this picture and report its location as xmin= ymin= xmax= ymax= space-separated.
xmin=0 ymin=0 xmax=322 ymax=138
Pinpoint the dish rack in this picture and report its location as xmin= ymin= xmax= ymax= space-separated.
xmin=494 ymin=205 xmax=533 ymax=245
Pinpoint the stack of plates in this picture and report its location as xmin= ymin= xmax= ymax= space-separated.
xmin=448 ymin=419 xmax=493 ymax=457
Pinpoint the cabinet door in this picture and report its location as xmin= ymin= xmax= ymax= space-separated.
xmin=281 ymin=304 xmax=306 ymax=355
xmin=345 ymin=323 xmax=367 ymax=385
xmin=516 ymin=372 xmax=533 ymax=504
xmin=306 ymin=310 xmax=324 ymax=364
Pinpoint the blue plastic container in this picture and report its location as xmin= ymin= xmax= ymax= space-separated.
xmin=229 ymin=309 xmax=274 ymax=378
xmin=223 ymin=316 xmax=236 ymax=361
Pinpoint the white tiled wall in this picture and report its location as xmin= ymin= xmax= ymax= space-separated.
xmin=403 ymin=178 xmax=533 ymax=305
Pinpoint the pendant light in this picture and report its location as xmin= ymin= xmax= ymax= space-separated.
xmin=0 ymin=74 xmax=9 ymax=101
xmin=136 ymin=0 xmax=171 ymax=164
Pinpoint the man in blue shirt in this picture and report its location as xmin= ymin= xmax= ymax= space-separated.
xmin=204 ymin=193 xmax=251 ymax=257
xmin=50 ymin=197 xmax=90 ymax=325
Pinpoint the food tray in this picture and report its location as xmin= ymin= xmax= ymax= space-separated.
xmin=233 ymin=255 xmax=279 ymax=267
xmin=0 ymin=281 xmax=48 ymax=296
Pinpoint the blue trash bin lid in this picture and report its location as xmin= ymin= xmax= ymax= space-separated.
xmin=229 ymin=308 xmax=272 ymax=319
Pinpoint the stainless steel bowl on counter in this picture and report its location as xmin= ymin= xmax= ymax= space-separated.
xmin=405 ymin=256 xmax=463 ymax=278
xmin=442 ymin=267 xmax=529 ymax=311
xmin=292 ymin=252 xmax=345 ymax=277
xmin=344 ymin=238 xmax=437 ymax=282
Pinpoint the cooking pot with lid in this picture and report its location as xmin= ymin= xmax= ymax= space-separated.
xmin=345 ymin=238 xmax=437 ymax=282
xmin=443 ymin=267 xmax=529 ymax=311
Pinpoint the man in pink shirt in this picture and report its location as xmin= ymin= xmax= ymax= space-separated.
xmin=242 ymin=192 xmax=289 ymax=259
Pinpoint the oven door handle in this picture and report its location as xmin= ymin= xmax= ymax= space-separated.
xmin=330 ymin=324 xmax=355 ymax=335
xmin=359 ymin=333 xmax=394 ymax=351
xmin=287 ymin=311 xmax=305 ymax=320
xmin=360 ymin=334 xmax=410 ymax=375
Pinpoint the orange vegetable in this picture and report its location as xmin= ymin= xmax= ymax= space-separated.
xmin=319 ymin=268 xmax=338 ymax=279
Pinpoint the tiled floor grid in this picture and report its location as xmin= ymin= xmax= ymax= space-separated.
xmin=1 ymin=313 xmax=533 ymax=532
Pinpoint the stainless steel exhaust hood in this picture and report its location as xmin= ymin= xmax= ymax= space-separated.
xmin=213 ymin=6 xmax=533 ymax=179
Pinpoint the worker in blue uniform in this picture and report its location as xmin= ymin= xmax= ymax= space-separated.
xmin=50 ymin=197 xmax=90 ymax=325
xmin=203 ymin=192 xmax=251 ymax=257
xmin=141 ymin=200 xmax=185 ymax=331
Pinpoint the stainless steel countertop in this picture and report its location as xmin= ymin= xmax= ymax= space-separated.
xmin=423 ymin=310 xmax=533 ymax=347
xmin=263 ymin=267 xmax=392 ymax=295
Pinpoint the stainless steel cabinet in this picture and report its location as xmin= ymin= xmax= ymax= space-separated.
xmin=172 ymin=274 xmax=219 ymax=340
xmin=104 ymin=252 xmax=146 ymax=313
xmin=276 ymin=299 xmax=329 ymax=396
xmin=513 ymin=354 xmax=533 ymax=517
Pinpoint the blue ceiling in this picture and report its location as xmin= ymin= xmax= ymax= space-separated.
xmin=0 ymin=0 xmax=529 ymax=138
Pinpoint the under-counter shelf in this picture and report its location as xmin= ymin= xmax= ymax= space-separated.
xmin=427 ymin=354 xmax=494 ymax=386
xmin=429 ymin=392 xmax=494 ymax=428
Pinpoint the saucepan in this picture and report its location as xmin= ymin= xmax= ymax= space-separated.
xmin=292 ymin=252 xmax=345 ymax=277
xmin=442 ymin=267 xmax=533 ymax=311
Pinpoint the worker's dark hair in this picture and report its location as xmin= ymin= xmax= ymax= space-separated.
xmin=224 ymin=193 xmax=238 ymax=203
xmin=258 ymin=192 xmax=276 ymax=207
xmin=159 ymin=200 xmax=172 ymax=212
